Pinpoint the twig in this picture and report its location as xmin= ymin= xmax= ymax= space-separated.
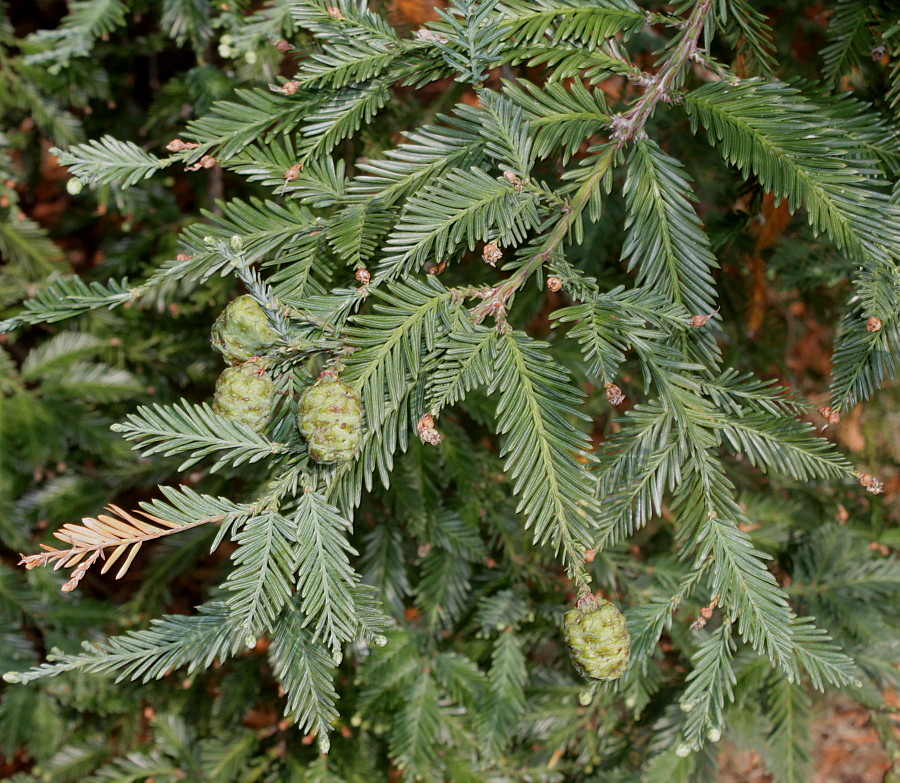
xmin=467 ymin=1 xmax=715 ymax=326
xmin=610 ymin=0 xmax=715 ymax=147
xmin=20 ymin=506 xmax=223 ymax=592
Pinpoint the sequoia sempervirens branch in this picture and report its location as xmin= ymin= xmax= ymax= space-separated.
xmin=20 ymin=506 xmax=223 ymax=592
xmin=468 ymin=147 xmax=617 ymax=326
xmin=610 ymin=0 xmax=716 ymax=147
xmin=468 ymin=1 xmax=715 ymax=326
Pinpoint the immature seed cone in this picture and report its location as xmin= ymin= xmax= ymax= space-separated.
xmin=212 ymin=363 xmax=276 ymax=433
xmin=564 ymin=595 xmax=630 ymax=681
xmin=211 ymin=295 xmax=281 ymax=365
xmin=298 ymin=371 xmax=363 ymax=463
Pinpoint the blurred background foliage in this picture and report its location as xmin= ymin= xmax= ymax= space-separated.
xmin=0 ymin=1 xmax=898 ymax=781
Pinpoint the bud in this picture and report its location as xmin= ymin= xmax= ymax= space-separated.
xmin=201 ymin=155 xmax=217 ymax=169
xmin=229 ymin=235 xmax=243 ymax=251
xmin=166 ymin=138 xmax=198 ymax=153
xmin=578 ymin=689 xmax=594 ymax=706
xmin=2 ymin=672 xmax=20 ymax=684
xmin=564 ymin=594 xmax=630 ymax=681
xmin=175 ymin=253 xmax=193 ymax=262
xmin=415 ymin=28 xmax=448 ymax=43
xmin=318 ymin=734 xmax=331 ymax=754
xmin=281 ymin=81 xmax=300 ymax=95
xmin=604 ymin=382 xmax=625 ymax=406
xmin=816 ymin=406 xmax=841 ymax=426
xmin=203 ymin=236 xmax=216 ymax=246
xmin=244 ymin=632 xmax=257 ymax=648
xmin=284 ymin=163 xmax=302 ymax=181
xmin=355 ymin=267 xmax=371 ymax=285
xmin=866 ymin=316 xmax=883 ymax=333
xmin=546 ymin=276 xmax=562 ymax=292
xmin=298 ymin=371 xmax=363 ymax=463
xmin=416 ymin=413 xmax=442 ymax=446
xmin=690 ymin=313 xmax=711 ymax=328
xmin=707 ymin=727 xmax=722 ymax=743
xmin=66 ymin=178 xmax=84 ymax=195
xmin=372 ymin=634 xmax=388 ymax=647
xmin=680 ymin=701 xmax=694 ymax=713
xmin=857 ymin=473 xmax=884 ymax=495
xmin=675 ymin=744 xmax=692 ymax=758
xmin=503 ymin=170 xmax=523 ymax=190
xmin=482 ymin=242 xmax=503 ymax=267
xmin=326 ymin=6 xmax=343 ymax=18
xmin=275 ymin=39 xmax=291 ymax=52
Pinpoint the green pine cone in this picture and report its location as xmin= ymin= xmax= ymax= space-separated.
xmin=297 ymin=371 xmax=362 ymax=463
xmin=212 ymin=363 xmax=276 ymax=433
xmin=211 ymin=295 xmax=281 ymax=365
xmin=564 ymin=596 xmax=630 ymax=681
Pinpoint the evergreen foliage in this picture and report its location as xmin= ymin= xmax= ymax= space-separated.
xmin=2 ymin=0 xmax=899 ymax=781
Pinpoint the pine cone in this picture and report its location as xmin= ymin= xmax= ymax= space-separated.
xmin=564 ymin=595 xmax=630 ymax=681
xmin=211 ymin=295 xmax=281 ymax=365
xmin=298 ymin=371 xmax=363 ymax=463
xmin=212 ymin=363 xmax=276 ymax=433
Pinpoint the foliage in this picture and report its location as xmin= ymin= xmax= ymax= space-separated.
xmin=1 ymin=1 xmax=899 ymax=781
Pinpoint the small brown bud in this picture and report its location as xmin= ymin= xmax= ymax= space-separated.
xmin=415 ymin=29 xmax=448 ymax=43
xmin=355 ymin=268 xmax=370 ymax=285
xmin=866 ymin=316 xmax=883 ymax=332
xmin=816 ymin=406 xmax=841 ymax=425
xmin=546 ymin=276 xmax=562 ymax=292
xmin=604 ymin=382 xmax=625 ymax=406
xmin=284 ymin=163 xmax=302 ymax=181
xmin=482 ymin=242 xmax=503 ymax=266
xmin=274 ymin=40 xmax=292 ymax=52
xmin=166 ymin=139 xmax=199 ymax=152
xmin=502 ymin=170 xmax=523 ymax=191
xmin=201 ymin=155 xmax=216 ymax=169
xmin=690 ymin=313 xmax=711 ymax=328
xmin=281 ymin=81 xmax=299 ymax=95
xmin=858 ymin=473 xmax=884 ymax=494
xmin=425 ymin=260 xmax=447 ymax=275
xmin=326 ymin=6 xmax=343 ymax=18
xmin=417 ymin=414 xmax=442 ymax=446
xmin=175 ymin=253 xmax=193 ymax=262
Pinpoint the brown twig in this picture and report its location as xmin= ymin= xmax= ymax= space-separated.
xmin=19 ymin=505 xmax=224 ymax=592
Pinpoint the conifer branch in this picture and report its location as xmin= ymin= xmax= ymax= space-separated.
xmin=469 ymin=145 xmax=616 ymax=323
xmin=609 ymin=0 xmax=714 ymax=147
xmin=19 ymin=507 xmax=221 ymax=592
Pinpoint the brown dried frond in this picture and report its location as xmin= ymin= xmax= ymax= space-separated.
xmin=19 ymin=505 xmax=223 ymax=591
